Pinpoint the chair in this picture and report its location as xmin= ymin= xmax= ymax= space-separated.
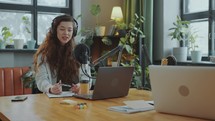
xmin=0 ymin=67 xmax=32 ymax=96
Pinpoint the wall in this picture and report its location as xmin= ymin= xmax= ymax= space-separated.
xmin=73 ymin=0 xmax=123 ymax=43
xmin=153 ymin=0 xmax=180 ymax=61
xmin=0 ymin=51 xmax=35 ymax=67
xmin=78 ymin=0 xmax=122 ymax=36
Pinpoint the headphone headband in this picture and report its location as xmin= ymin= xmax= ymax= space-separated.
xmin=51 ymin=15 xmax=78 ymax=37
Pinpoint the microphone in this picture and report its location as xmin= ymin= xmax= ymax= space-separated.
xmin=73 ymin=43 xmax=95 ymax=79
xmin=73 ymin=43 xmax=90 ymax=64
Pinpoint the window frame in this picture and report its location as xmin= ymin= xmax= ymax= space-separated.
xmin=181 ymin=0 xmax=214 ymax=61
xmin=0 ymin=0 xmax=73 ymax=47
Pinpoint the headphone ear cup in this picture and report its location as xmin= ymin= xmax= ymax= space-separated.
xmin=73 ymin=19 xmax=78 ymax=37
xmin=73 ymin=28 xmax=77 ymax=37
xmin=50 ymin=21 xmax=54 ymax=34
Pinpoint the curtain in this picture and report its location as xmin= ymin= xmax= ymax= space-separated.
xmin=123 ymin=0 xmax=153 ymax=62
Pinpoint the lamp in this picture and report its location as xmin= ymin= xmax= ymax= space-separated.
xmin=111 ymin=6 xmax=123 ymax=21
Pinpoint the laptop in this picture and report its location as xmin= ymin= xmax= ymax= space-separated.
xmin=74 ymin=66 xmax=134 ymax=100
xmin=149 ymin=65 xmax=215 ymax=120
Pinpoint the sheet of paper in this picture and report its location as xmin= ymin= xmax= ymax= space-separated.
xmin=46 ymin=91 xmax=74 ymax=98
xmin=123 ymin=100 xmax=154 ymax=109
xmin=108 ymin=100 xmax=154 ymax=113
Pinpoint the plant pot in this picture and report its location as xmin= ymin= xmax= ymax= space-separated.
xmin=27 ymin=40 xmax=36 ymax=49
xmin=95 ymin=26 xmax=105 ymax=36
xmin=14 ymin=39 xmax=24 ymax=49
xmin=173 ymin=47 xmax=187 ymax=62
xmin=111 ymin=61 xmax=118 ymax=67
xmin=191 ymin=50 xmax=202 ymax=63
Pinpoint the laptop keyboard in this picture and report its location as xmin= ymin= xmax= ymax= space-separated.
xmin=74 ymin=94 xmax=93 ymax=99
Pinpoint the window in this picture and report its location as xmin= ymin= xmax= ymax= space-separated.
xmin=182 ymin=0 xmax=214 ymax=60
xmin=37 ymin=0 xmax=67 ymax=7
xmin=0 ymin=0 xmax=72 ymax=46
xmin=184 ymin=0 xmax=208 ymax=13
xmin=37 ymin=12 xmax=63 ymax=44
xmin=0 ymin=11 xmax=32 ymax=45
xmin=0 ymin=0 xmax=31 ymax=5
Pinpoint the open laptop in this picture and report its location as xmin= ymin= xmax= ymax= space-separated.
xmin=149 ymin=65 xmax=215 ymax=120
xmin=73 ymin=66 xmax=134 ymax=100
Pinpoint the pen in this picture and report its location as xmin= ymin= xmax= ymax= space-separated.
xmin=61 ymin=84 xmax=72 ymax=88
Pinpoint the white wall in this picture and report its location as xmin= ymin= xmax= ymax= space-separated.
xmin=154 ymin=0 xmax=180 ymax=61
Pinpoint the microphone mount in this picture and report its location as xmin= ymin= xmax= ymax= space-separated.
xmin=90 ymin=45 xmax=124 ymax=67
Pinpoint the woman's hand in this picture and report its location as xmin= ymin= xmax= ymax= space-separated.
xmin=71 ymin=83 xmax=80 ymax=93
xmin=49 ymin=80 xmax=62 ymax=94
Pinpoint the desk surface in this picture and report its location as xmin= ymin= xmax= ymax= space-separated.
xmin=0 ymin=89 xmax=210 ymax=121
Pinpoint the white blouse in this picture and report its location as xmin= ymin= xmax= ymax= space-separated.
xmin=35 ymin=55 xmax=92 ymax=93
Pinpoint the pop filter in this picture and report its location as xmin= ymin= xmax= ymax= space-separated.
xmin=74 ymin=43 xmax=90 ymax=64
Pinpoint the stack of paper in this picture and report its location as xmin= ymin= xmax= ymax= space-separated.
xmin=46 ymin=91 xmax=74 ymax=98
xmin=108 ymin=100 xmax=154 ymax=113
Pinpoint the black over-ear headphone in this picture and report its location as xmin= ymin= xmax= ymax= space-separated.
xmin=51 ymin=15 xmax=78 ymax=37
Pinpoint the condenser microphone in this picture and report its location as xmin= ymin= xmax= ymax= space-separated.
xmin=73 ymin=43 xmax=90 ymax=64
xmin=73 ymin=43 xmax=96 ymax=80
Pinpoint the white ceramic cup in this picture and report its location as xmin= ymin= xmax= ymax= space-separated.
xmin=27 ymin=40 xmax=36 ymax=49
xmin=14 ymin=39 xmax=24 ymax=49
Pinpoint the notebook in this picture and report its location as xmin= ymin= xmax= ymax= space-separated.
xmin=73 ymin=66 xmax=134 ymax=100
xmin=149 ymin=65 xmax=215 ymax=120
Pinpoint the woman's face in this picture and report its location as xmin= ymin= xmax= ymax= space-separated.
xmin=57 ymin=21 xmax=73 ymax=45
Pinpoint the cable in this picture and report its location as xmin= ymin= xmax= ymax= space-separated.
xmin=81 ymin=64 xmax=96 ymax=79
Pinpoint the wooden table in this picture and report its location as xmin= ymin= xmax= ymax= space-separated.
xmin=0 ymin=89 xmax=210 ymax=121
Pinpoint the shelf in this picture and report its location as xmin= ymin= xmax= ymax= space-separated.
xmin=91 ymin=36 xmax=121 ymax=62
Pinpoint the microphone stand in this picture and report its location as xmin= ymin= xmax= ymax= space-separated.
xmin=90 ymin=45 xmax=124 ymax=67
xmin=141 ymin=44 xmax=152 ymax=90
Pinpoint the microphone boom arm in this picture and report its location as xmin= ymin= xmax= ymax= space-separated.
xmin=91 ymin=45 xmax=123 ymax=67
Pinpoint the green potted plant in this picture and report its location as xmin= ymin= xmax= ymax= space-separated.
xmin=0 ymin=26 xmax=13 ymax=49
xmin=115 ymin=21 xmax=127 ymax=36
xmin=169 ymin=15 xmax=190 ymax=62
xmin=187 ymin=29 xmax=202 ymax=62
xmin=119 ymin=13 xmax=146 ymax=88
xmin=21 ymin=68 xmax=36 ymax=89
xmin=76 ymin=14 xmax=95 ymax=47
xmin=79 ymin=28 xmax=94 ymax=46
xmin=90 ymin=4 xmax=105 ymax=36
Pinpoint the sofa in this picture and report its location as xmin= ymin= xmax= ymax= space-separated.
xmin=0 ymin=66 xmax=32 ymax=96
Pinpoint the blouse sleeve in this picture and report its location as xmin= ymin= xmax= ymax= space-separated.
xmin=35 ymin=55 xmax=53 ymax=93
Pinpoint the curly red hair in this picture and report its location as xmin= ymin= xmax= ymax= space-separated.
xmin=33 ymin=15 xmax=80 ymax=85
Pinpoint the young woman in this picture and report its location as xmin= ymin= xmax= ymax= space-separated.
xmin=33 ymin=14 xmax=91 ymax=94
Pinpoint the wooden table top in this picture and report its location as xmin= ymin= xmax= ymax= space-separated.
xmin=0 ymin=89 xmax=210 ymax=121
